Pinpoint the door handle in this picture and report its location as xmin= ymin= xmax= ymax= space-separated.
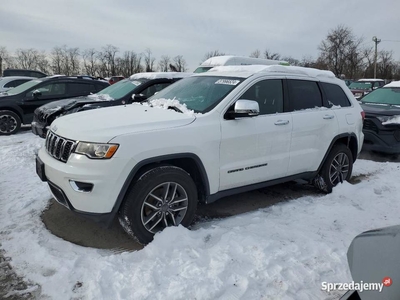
xmin=274 ymin=120 xmax=289 ymax=125
xmin=323 ymin=114 xmax=335 ymax=120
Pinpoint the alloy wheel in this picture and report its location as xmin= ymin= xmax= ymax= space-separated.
xmin=329 ymin=152 xmax=350 ymax=185
xmin=0 ymin=115 xmax=17 ymax=134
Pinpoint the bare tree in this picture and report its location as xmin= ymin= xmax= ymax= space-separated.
xmin=83 ymin=48 xmax=99 ymax=76
xmin=0 ymin=46 xmax=10 ymax=75
xmin=202 ymin=50 xmax=225 ymax=61
xmin=14 ymin=48 xmax=41 ymax=69
xmin=36 ymin=50 xmax=50 ymax=74
xmin=158 ymin=55 xmax=171 ymax=72
xmin=318 ymin=25 xmax=364 ymax=77
xmin=282 ymin=56 xmax=301 ymax=66
xmin=250 ymin=49 xmax=261 ymax=58
xmin=173 ymin=55 xmax=187 ymax=72
xmin=51 ymin=46 xmax=64 ymax=74
xmin=143 ymin=48 xmax=156 ymax=72
xmin=102 ymin=44 xmax=119 ymax=75
xmin=68 ymin=47 xmax=80 ymax=75
xmin=263 ymin=49 xmax=281 ymax=60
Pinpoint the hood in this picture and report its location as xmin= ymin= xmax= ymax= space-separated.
xmin=50 ymin=104 xmax=196 ymax=142
xmin=361 ymin=103 xmax=400 ymax=116
xmin=37 ymin=95 xmax=112 ymax=114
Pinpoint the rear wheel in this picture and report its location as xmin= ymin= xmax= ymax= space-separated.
xmin=0 ymin=110 xmax=21 ymax=135
xmin=119 ymin=166 xmax=198 ymax=244
xmin=314 ymin=144 xmax=353 ymax=193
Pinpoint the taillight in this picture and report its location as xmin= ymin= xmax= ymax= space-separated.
xmin=361 ymin=111 xmax=365 ymax=121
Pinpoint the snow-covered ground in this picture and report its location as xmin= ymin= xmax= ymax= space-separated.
xmin=1 ymin=131 xmax=400 ymax=300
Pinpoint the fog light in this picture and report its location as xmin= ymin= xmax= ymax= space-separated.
xmin=69 ymin=180 xmax=93 ymax=193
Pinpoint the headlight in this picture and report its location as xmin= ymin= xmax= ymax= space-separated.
xmin=74 ymin=142 xmax=119 ymax=159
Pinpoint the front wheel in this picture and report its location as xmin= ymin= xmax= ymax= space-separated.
xmin=119 ymin=166 xmax=198 ymax=244
xmin=314 ymin=144 xmax=353 ymax=193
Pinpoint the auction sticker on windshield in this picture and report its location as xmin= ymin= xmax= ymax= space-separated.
xmin=215 ymin=79 xmax=240 ymax=85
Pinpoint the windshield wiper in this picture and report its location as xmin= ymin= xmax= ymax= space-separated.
xmin=167 ymin=105 xmax=183 ymax=113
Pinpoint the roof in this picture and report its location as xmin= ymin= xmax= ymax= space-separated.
xmin=200 ymin=55 xmax=289 ymax=67
xmin=129 ymin=72 xmax=192 ymax=80
xmin=358 ymin=78 xmax=384 ymax=82
xmin=203 ymin=65 xmax=336 ymax=79
xmin=384 ymin=81 xmax=400 ymax=88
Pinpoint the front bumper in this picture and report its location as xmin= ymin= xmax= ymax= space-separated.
xmin=362 ymin=118 xmax=400 ymax=154
xmin=31 ymin=121 xmax=48 ymax=138
xmin=37 ymin=147 xmax=134 ymax=215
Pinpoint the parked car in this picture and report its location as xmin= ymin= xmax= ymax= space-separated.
xmin=31 ymin=72 xmax=192 ymax=138
xmin=0 ymin=76 xmax=109 ymax=135
xmin=341 ymin=225 xmax=400 ymax=300
xmin=0 ymin=76 xmax=34 ymax=93
xmin=349 ymin=79 xmax=385 ymax=100
xmin=109 ymin=76 xmax=125 ymax=85
xmin=360 ymin=81 xmax=400 ymax=154
xmin=3 ymin=69 xmax=47 ymax=78
xmin=193 ymin=55 xmax=290 ymax=73
xmin=36 ymin=65 xmax=364 ymax=244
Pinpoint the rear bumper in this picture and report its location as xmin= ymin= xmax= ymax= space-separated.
xmin=31 ymin=121 xmax=48 ymax=138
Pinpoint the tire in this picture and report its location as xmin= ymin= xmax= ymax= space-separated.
xmin=314 ymin=144 xmax=353 ymax=193
xmin=118 ymin=165 xmax=198 ymax=244
xmin=0 ymin=110 xmax=21 ymax=135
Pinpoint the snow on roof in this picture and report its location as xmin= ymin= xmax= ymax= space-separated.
xmin=205 ymin=65 xmax=336 ymax=79
xmin=384 ymin=81 xmax=400 ymax=88
xmin=200 ymin=55 xmax=288 ymax=67
xmin=358 ymin=78 xmax=384 ymax=82
xmin=129 ymin=72 xmax=192 ymax=80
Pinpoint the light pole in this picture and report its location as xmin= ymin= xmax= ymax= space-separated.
xmin=372 ymin=36 xmax=381 ymax=79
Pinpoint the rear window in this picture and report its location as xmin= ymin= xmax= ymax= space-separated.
xmin=321 ymin=82 xmax=351 ymax=107
xmin=349 ymin=82 xmax=372 ymax=90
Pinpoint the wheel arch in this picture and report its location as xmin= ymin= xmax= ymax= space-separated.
xmin=108 ymin=153 xmax=210 ymax=226
xmin=317 ymin=133 xmax=359 ymax=173
xmin=0 ymin=106 xmax=24 ymax=123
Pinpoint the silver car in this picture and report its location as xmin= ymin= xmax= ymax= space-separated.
xmin=0 ymin=76 xmax=34 ymax=93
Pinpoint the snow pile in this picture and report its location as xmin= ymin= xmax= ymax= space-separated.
xmin=140 ymin=98 xmax=199 ymax=116
xmin=384 ymin=81 xmax=400 ymax=88
xmin=383 ymin=115 xmax=400 ymax=125
xmin=1 ymin=133 xmax=400 ymax=299
xmin=87 ymin=94 xmax=114 ymax=101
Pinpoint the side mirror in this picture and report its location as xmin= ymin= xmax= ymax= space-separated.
xmin=226 ymin=99 xmax=259 ymax=119
xmin=32 ymin=90 xmax=42 ymax=99
xmin=132 ymin=93 xmax=147 ymax=102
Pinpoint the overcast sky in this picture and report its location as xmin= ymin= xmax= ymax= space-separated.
xmin=1 ymin=0 xmax=399 ymax=72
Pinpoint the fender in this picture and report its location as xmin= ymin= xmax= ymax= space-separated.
xmin=106 ymin=153 xmax=210 ymax=227
xmin=317 ymin=132 xmax=358 ymax=173
xmin=0 ymin=105 xmax=24 ymax=123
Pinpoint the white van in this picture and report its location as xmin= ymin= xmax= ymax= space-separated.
xmin=194 ymin=55 xmax=290 ymax=73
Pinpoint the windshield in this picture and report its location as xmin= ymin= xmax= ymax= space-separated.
xmin=148 ymin=76 xmax=243 ymax=113
xmin=97 ymin=78 xmax=146 ymax=99
xmin=5 ymin=79 xmax=41 ymax=95
xmin=193 ymin=67 xmax=213 ymax=73
xmin=349 ymin=82 xmax=372 ymax=90
xmin=361 ymin=87 xmax=400 ymax=105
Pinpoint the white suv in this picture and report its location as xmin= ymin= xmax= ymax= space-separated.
xmin=36 ymin=65 xmax=364 ymax=244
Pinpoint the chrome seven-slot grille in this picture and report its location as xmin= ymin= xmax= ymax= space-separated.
xmin=45 ymin=131 xmax=76 ymax=162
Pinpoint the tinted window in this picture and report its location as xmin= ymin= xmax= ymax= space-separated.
xmin=321 ymin=82 xmax=351 ymax=107
xmin=240 ymin=79 xmax=283 ymax=115
xmin=69 ymin=82 xmax=92 ymax=95
xmin=4 ymin=79 xmax=29 ymax=88
xmin=288 ymin=80 xmax=322 ymax=111
xmin=141 ymin=83 xmax=171 ymax=98
xmin=27 ymin=82 xmax=66 ymax=97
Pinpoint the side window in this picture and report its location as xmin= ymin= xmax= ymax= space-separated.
xmin=240 ymin=79 xmax=283 ymax=115
xmin=68 ymin=83 xmax=92 ymax=95
xmin=95 ymin=83 xmax=106 ymax=92
xmin=287 ymin=80 xmax=322 ymax=111
xmin=27 ymin=82 xmax=66 ymax=98
xmin=4 ymin=79 xmax=28 ymax=88
xmin=321 ymin=82 xmax=351 ymax=107
xmin=142 ymin=83 xmax=171 ymax=98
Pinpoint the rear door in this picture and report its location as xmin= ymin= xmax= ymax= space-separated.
xmin=286 ymin=78 xmax=339 ymax=175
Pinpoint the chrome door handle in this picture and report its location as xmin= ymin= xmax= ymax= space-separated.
xmin=274 ymin=120 xmax=289 ymax=125
xmin=323 ymin=114 xmax=335 ymax=120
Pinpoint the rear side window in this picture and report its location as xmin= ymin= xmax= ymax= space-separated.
xmin=321 ymin=82 xmax=351 ymax=107
xmin=68 ymin=83 xmax=93 ymax=95
xmin=4 ymin=79 xmax=29 ymax=88
xmin=287 ymin=80 xmax=322 ymax=111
